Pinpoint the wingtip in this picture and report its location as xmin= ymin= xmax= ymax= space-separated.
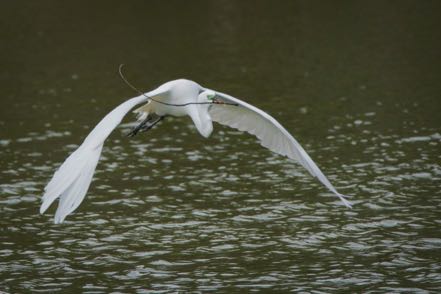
xmin=54 ymin=218 xmax=63 ymax=224
xmin=54 ymin=214 xmax=66 ymax=224
xmin=39 ymin=201 xmax=49 ymax=215
xmin=338 ymin=194 xmax=353 ymax=209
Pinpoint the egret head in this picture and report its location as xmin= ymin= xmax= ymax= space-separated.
xmin=199 ymin=90 xmax=217 ymax=102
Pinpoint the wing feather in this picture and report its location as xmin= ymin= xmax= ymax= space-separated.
xmin=207 ymin=89 xmax=352 ymax=208
xmin=40 ymin=93 xmax=157 ymax=223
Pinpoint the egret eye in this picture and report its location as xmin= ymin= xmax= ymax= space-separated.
xmin=207 ymin=93 xmax=216 ymax=101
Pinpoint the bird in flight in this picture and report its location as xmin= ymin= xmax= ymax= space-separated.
xmin=40 ymin=76 xmax=351 ymax=223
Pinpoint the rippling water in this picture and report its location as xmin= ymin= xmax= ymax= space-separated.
xmin=1 ymin=1 xmax=441 ymax=292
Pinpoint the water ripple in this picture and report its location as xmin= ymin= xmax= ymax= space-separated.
xmin=1 ymin=117 xmax=441 ymax=293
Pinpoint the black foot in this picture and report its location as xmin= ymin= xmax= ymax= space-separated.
xmin=127 ymin=117 xmax=153 ymax=137
xmin=127 ymin=116 xmax=165 ymax=137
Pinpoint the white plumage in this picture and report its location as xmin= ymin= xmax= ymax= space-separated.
xmin=41 ymin=79 xmax=351 ymax=223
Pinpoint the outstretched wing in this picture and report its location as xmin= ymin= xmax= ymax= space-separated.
xmin=206 ymin=89 xmax=352 ymax=208
xmin=40 ymin=90 xmax=163 ymax=224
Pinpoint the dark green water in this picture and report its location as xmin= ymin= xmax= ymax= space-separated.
xmin=1 ymin=1 xmax=441 ymax=292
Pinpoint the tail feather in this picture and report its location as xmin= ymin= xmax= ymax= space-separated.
xmin=133 ymin=100 xmax=152 ymax=122
xmin=40 ymin=95 xmax=151 ymax=223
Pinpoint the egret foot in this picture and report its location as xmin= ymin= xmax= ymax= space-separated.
xmin=127 ymin=116 xmax=165 ymax=137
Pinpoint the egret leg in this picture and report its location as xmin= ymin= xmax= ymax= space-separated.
xmin=127 ymin=116 xmax=165 ymax=137
xmin=139 ymin=116 xmax=165 ymax=133
xmin=127 ymin=116 xmax=154 ymax=137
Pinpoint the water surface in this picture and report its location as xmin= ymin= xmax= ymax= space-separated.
xmin=1 ymin=1 xmax=441 ymax=292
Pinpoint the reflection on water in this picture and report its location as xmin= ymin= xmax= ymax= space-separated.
xmin=1 ymin=1 xmax=441 ymax=292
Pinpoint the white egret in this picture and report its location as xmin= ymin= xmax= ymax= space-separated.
xmin=40 ymin=76 xmax=351 ymax=223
